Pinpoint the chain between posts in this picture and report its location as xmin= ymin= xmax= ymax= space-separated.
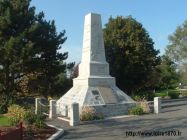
xmin=38 ymin=100 xmax=50 ymax=116
xmin=38 ymin=101 xmax=50 ymax=107
xmin=56 ymin=104 xmax=71 ymax=111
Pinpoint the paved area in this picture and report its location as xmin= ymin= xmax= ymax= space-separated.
xmin=47 ymin=105 xmax=187 ymax=140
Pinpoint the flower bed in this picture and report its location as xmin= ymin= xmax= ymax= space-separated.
xmin=0 ymin=125 xmax=56 ymax=140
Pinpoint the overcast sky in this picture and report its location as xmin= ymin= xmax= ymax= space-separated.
xmin=31 ymin=0 xmax=187 ymax=63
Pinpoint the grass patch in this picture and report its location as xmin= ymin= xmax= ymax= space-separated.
xmin=155 ymin=92 xmax=167 ymax=98
xmin=155 ymin=89 xmax=181 ymax=99
xmin=0 ymin=115 xmax=11 ymax=126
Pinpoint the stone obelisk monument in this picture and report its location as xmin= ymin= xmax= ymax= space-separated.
xmin=57 ymin=13 xmax=135 ymax=117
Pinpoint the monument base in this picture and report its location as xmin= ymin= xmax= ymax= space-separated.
xmin=88 ymin=103 xmax=135 ymax=117
xmin=57 ymin=85 xmax=136 ymax=117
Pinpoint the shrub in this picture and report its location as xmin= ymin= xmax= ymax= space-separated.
xmin=24 ymin=110 xmax=46 ymax=128
xmin=7 ymin=104 xmax=46 ymax=128
xmin=34 ymin=120 xmax=46 ymax=128
xmin=132 ymin=92 xmax=155 ymax=101
xmin=80 ymin=106 xmax=95 ymax=121
xmin=0 ymin=95 xmax=15 ymax=113
xmin=8 ymin=104 xmax=25 ymax=125
xmin=36 ymin=114 xmax=47 ymax=122
xmin=168 ymin=91 xmax=179 ymax=99
xmin=142 ymin=92 xmax=155 ymax=101
xmin=24 ymin=110 xmax=37 ymax=125
xmin=34 ymin=114 xmax=46 ymax=128
xmin=137 ymin=100 xmax=150 ymax=114
xmin=128 ymin=105 xmax=144 ymax=115
xmin=132 ymin=95 xmax=142 ymax=101
xmin=80 ymin=106 xmax=104 ymax=121
xmin=0 ymin=103 xmax=7 ymax=114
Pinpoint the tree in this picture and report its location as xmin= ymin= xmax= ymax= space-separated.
xmin=0 ymin=0 xmax=71 ymax=112
xmin=165 ymin=20 xmax=187 ymax=86
xmin=103 ymin=16 xmax=160 ymax=94
xmin=165 ymin=20 xmax=187 ymax=63
xmin=179 ymin=63 xmax=187 ymax=86
xmin=156 ymin=56 xmax=179 ymax=89
xmin=70 ymin=63 xmax=79 ymax=78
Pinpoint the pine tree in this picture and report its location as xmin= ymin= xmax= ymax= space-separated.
xmin=0 ymin=0 xmax=71 ymax=112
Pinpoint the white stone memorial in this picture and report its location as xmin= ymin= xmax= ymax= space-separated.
xmin=57 ymin=13 xmax=135 ymax=117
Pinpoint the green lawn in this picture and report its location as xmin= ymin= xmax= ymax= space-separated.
xmin=0 ymin=115 xmax=11 ymax=126
xmin=155 ymin=92 xmax=168 ymax=98
xmin=155 ymin=89 xmax=182 ymax=99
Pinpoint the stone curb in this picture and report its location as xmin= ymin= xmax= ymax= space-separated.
xmin=80 ymin=115 xmax=136 ymax=124
xmin=46 ymin=123 xmax=64 ymax=140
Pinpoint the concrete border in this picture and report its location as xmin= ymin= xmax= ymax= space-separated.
xmin=46 ymin=123 xmax=64 ymax=140
xmin=80 ymin=115 xmax=136 ymax=124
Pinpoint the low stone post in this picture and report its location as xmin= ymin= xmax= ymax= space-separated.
xmin=154 ymin=97 xmax=161 ymax=114
xmin=70 ymin=103 xmax=80 ymax=126
xmin=35 ymin=98 xmax=41 ymax=114
xmin=65 ymin=105 xmax=68 ymax=117
xmin=49 ymin=100 xmax=57 ymax=119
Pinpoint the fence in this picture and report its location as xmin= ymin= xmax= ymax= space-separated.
xmin=56 ymin=104 xmax=70 ymax=118
xmin=0 ymin=123 xmax=23 ymax=140
xmin=56 ymin=103 xmax=80 ymax=126
xmin=35 ymin=98 xmax=49 ymax=116
xmin=35 ymin=98 xmax=80 ymax=126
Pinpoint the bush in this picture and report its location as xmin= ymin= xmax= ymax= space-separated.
xmin=132 ymin=95 xmax=142 ymax=101
xmin=168 ymin=91 xmax=179 ymax=99
xmin=9 ymin=117 xmax=20 ymax=126
xmin=24 ymin=110 xmax=37 ymax=125
xmin=80 ymin=106 xmax=95 ymax=121
xmin=34 ymin=114 xmax=46 ymax=128
xmin=142 ymin=92 xmax=155 ymax=101
xmin=137 ymin=100 xmax=150 ymax=114
xmin=8 ymin=104 xmax=25 ymax=125
xmin=0 ymin=103 xmax=7 ymax=114
xmin=132 ymin=92 xmax=155 ymax=101
xmin=34 ymin=120 xmax=46 ymax=129
xmin=24 ymin=110 xmax=46 ymax=128
xmin=0 ymin=95 xmax=15 ymax=113
xmin=80 ymin=106 xmax=104 ymax=121
xmin=128 ymin=105 xmax=144 ymax=115
xmin=7 ymin=104 xmax=46 ymax=128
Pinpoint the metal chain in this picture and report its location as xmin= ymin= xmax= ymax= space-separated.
xmin=39 ymin=101 xmax=50 ymax=107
